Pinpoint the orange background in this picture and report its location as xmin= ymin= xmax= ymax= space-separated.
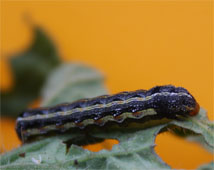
xmin=0 ymin=1 xmax=213 ymax=169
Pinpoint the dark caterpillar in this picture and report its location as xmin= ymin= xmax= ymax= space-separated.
xmin=16 ymin=85 xmax=199 ymax=142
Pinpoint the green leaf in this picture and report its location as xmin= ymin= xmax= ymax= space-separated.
xmin=0 ymin=125 xmax=170 ymax=170
xmin=1 ymin=27 xmax=61 ymax=117
xmin=1 ymin=108 xmax=212 ymax=169
xmin=169 ymin=108 xmax=214 ymax=150
xmin=1 ymin=107 xmax=212 ymax=170
xmin=41 ymin=63 xmax=108 ymax=106
xmin=197 ymin=162 xmax=214 ymax=170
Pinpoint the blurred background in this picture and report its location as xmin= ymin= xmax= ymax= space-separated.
xmin=0 ymin=1 xmax=213 ymax=169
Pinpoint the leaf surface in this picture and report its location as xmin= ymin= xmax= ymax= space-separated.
xmin=41 ymin=63 xmax=107 ymax=106
xmin=197 ymin=162 xmax=214 ymax=170
xmin=169 ymin=108 xmax=214 ymax=150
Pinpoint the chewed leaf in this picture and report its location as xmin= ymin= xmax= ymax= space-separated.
xmin=0 ymin=125 xmax=170 ymax=170
xmin=41 ymin=63 xmax=108 ymax=106
xmin=0 ymin=108 xmax=213 ymax=169
xmin=169 ymin=108 xmax=214 ymax=149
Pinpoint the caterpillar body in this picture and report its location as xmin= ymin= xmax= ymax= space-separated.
xmin=16 ymin=85 xmax=199 ymax=142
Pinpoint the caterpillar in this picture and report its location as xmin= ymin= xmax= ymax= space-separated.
xmin=16 ymin=85 xmax=199 ymax=142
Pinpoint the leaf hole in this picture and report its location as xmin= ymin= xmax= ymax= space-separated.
xmin=82 ymin=138 xmax=119 ymax=152
xmin=63 ymin=135 xmax=119 ymax=153
xmin=155 ymin=131 xmax=213 ymax=169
